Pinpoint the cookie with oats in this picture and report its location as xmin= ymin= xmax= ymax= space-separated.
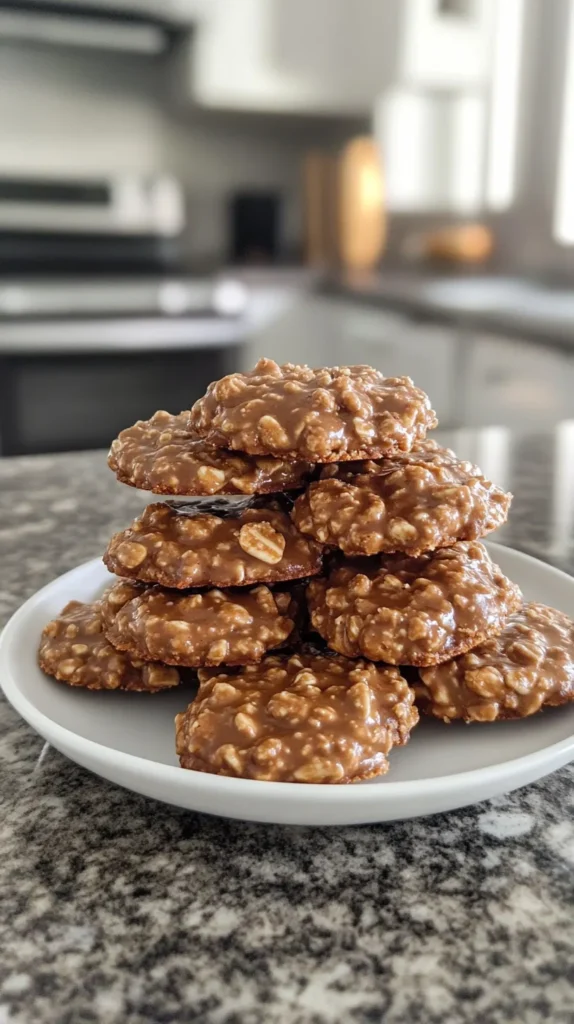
xmin=176 ymin=651 xmax=418 ymax=783
xmin=293 ymin=440 xmax=511 ymax=557
xmin=418 ymin=602 xmax=574 ymax=722
xmin=189 ymin=359 xmax=437 ymax=463
xmin=38 ymin=599 xmax=180 ymax=692
xmin=108 ymin=410 xmax=312 ymax=495
xmin=306 ymin=541 xmax=522 ymax=667
xmin=103 ymin=580 xmax=299 ymax=668
xmin=103 ymin=501 xmax=323 ymax=589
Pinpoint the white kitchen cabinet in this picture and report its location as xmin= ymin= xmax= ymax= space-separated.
xmin=463 ymin=334 xmax=573 ymax=429
xmin=187 ymin=0 xmax=389 ymax=116
xmin=185 ymin=0 xmax=495 ymax=116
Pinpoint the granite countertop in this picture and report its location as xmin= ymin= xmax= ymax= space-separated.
xmin=1 ymin=439 xmax=574 ymax=1024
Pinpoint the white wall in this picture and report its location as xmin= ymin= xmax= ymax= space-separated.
xmin=0 ymin=42 xmax=166 ymax=175
xmin=0 ymin=39 xmax=362 ymax=260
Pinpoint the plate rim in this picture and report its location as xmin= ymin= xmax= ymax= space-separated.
xmin=2 ymin=542 xmax=574 ymax=808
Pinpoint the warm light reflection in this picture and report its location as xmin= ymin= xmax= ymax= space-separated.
xmin=359 ymin=164 xmax=384 ymax=211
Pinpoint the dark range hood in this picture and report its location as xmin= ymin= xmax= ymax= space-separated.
xmin=0 ymin=0 xmax=180 ymax=52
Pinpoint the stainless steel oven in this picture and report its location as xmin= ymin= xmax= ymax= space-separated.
xmin=0 ymin=173 xmax=247 ymax=454
xmin=0 ymin=172 xmax=186 ymax=275
xmin=0 ymin=344 xmax=235 ymax=456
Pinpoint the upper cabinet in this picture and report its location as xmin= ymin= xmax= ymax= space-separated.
xmin=186 ymin=0 xmax=388 ymax=116
xmin=184 ymin=0 xmax=496 ymax=116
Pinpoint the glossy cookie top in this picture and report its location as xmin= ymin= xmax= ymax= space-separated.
xmin=108 ymin=410 xmax=313 ymax=495
xmin=306 ymin=542 xmax=522 ymax=667
xmin=104 ymin=502 xmax=323 ymax=589
xmin=418 ymin=602 xmax=574 ymax=722
xmin=189 ymin=359 xmax=437 ymax=463
xmin=176 ymin=651 xmax=418 ymax=783
xmin=293 ymin=440 xmax=511 ymax=556
xmin=38 ymin=598 xmax=180 ymax=692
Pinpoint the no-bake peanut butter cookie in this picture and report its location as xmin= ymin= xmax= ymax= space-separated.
xmin=38 ymin=599 xmax=181 ymax=691
xmin=189 ymin=358 xmax=437 ymax=463
xmin=103 ymin=501 xmax=323 ymax=589
xmin=306 ymin=541 xmax=522 ymax=666
xmin=103 ymin=579 xmax=299 ymax=668
xmin=293 ymin=440 xmax=511 ymax=557
xmin=418 ymin=602 xmax=574 ymax=722
xmin=176 ymin=651 xmax=418 ymax=782
xmin=108 ymin=410 xmax=313 ymax=495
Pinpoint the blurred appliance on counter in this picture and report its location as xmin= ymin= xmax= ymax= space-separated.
xmin=0 ymin=172 xmax=247 ymax=456
xmin=302 ymin=137 xmax=386 ymax=273
xmin=0 ymin=172 xmax=185 ymax=274
xmin=400 ymin=223 xmax=494 ymax=268
xmin=302 ymin=151 xmax=337 ymax=268
xmin=421 ymin=224 xmax=494 ymax=266
xmin=229 ymin=190 xmax=282 ymax=265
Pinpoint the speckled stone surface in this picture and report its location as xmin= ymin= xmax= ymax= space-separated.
xmin=1 ymin=438 xmax=574 ymax=1024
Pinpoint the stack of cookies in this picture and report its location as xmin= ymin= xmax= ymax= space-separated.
xmin=38 ymin=358 xmax=574 ymax=785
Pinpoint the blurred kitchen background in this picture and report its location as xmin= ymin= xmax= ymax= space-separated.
xmin=1 ymin=0 xmax=574 ymax=458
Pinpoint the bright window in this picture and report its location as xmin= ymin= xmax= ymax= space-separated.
xmin=554 ymin=0 xmax=574 ymax=243
xmin=485 ymin=0 xmax=524 ymax=211
xmin=376 ymin=0 xmax=524 ymax=215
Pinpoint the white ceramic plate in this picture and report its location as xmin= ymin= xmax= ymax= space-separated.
xmin=2 ymin=543 xmax=574 ymax=826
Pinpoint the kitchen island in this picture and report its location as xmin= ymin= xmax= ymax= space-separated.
xmin=1 ymin=436 xmax=574 ymax=1024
